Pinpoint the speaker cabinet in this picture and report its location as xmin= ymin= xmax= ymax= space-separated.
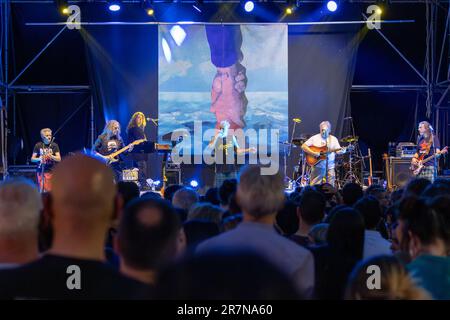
xmin=166 ymin=169 xmax=181 ymax=186
xmin=389 ymin=158 xmax=413 ymax=189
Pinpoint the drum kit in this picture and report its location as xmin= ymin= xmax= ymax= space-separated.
xmin=281 ymin=134 xmax=364 ymax=189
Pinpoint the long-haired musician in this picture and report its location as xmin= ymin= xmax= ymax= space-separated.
xmin=411 ymin=121 xmax=441 ymax=182
xmin=31 ymin=128 xmax=61 ymax=192
xmin=301 ymin=121 xmax=346 ymax=187
xmin=93 ymin=120 xmax=124 ymax=181
xmin=126 ymin=112 xmax=148 ymax=188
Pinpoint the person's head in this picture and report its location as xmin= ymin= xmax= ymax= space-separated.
xmin=418 ymin=121 xmax=433 ymax=140
xmin=116 ymin=197 xmax=181 ymax=279
xmin=297 ymin=189 xmax=326 ymax=228
xmin=346 ymin=255 xmax=430 ymax=300
xmin=396 ymin=196 xmax=447 ymax=260
xmin=203 ymin=187 xmax=220 ymax=206
xmin=172 ymin=187 xmax=199 ymax=212
xmin=50 ymin=154 xmax=119 ymax=257
xmin=319 ymin=121 xmax=331 ymax=138
xmin=327 ymin=208 xmax=365 ymax=261
xmin=218 ymin=179 xmax=237 ymax=207
xmin=353 ymin=196 xmax=382 ymax=230
xmin=103 ymin=120 xmax=121 ymax=138
xmin=236 ymin=166 xmax=285 ymax=222
xmin=0 ymin=178 xmax=42 ymax=263
xmin=40 ymin=128 xmax=52 ymax=144
xmin=187 ymin=203 xmax=224 ymax=226
xmin=365 ymin=185 xmax=390 ymax=209
xmin=117 ymin=181 xmax=140 ymax=207
xmin=127 ymin=111 xmax=146 ymax=130
xmin=342 ymin=183 xmax=364 ymax=206
xmin=155 ymin=250 xmax=302 ymax=300
xmin=404 ymin=178 xmax=432 ymax=198
xmin=275 ymin=199 xmax=298 ymax=236
xmin=426 ymin=195 xmax=450 ymax=254
xmin=420 ymin=183 xmax=450 ymax=199
xmin=163 ymin=184 xmax=183 ymax=202
xmin=183 ymin=220 xmax=220 ymax=250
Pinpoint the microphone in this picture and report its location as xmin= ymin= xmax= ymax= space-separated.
xmin=292 ymin=118 xmax=302 ymax=123
xmin=146 ymin=118 xmax=158 ymax=126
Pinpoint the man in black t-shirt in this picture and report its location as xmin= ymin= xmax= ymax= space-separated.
xmin=93 ymin=120 xmax=125 ymax=182
xmin=0 ymin=154 xmax=152 ymax=299
xmin=31 ymin=128 xmax=61 ymax=192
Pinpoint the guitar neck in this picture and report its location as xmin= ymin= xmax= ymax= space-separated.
xmin=110 ymin=145 xmax=131 ymax=158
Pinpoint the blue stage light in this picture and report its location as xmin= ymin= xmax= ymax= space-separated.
xmin=327 ymin=1 xmax=338 ymax=12
xmin=108 ymin=1 xmax=121 ymax=12
xmin=190 ymin=180 xmax=199 ymax=188
xmin=244 ymin=1 xmax=254 ymax=13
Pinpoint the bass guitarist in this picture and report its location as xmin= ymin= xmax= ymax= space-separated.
xmin=301 ymin=121 xmax=347 ymax=187
xmin=411 ymin=121 xmax=442 ymax=182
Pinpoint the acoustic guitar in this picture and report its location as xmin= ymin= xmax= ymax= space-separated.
xmin=305 ymin=145 xmax=349 ymax=167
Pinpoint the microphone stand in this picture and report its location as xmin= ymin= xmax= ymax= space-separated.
xmin=40 ymin=137 xmax=54 ymax=193
xmin=432 ymin=131 xmax=438 ymax=181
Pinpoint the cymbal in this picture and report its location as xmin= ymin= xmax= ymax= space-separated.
xmin=341 ymin=136 xmax=359 ymax=143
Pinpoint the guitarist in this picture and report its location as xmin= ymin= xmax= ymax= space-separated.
xmin=411 ymin=121 xmax=441 ymax=182
xmin=301 ymin=121 xmax=345 ymax=187
xmin=126 ymin=112 xmax=149 ymax=189
xmin=93 ymin=120 xmax=125 ymax=182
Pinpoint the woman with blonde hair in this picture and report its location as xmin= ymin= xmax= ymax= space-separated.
xmin=345 ymin=255 xmax=431 ymax=300
xmin=126 ymin=112 xmax=148 ymax=189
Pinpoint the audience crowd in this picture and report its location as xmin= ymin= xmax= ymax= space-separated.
xmin=0 ymin=153 xmax=449 ymax=300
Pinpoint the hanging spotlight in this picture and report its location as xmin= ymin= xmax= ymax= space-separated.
xmin=108 ymin=0 xmax=122 ymax=12
xmin=326 ymin=1 xmax=338 ymax=12
xmin=55 ymin=0 xmax=69 ymax=15
xmin=190 ymin=180 xmax=199 ymax=188
xmin=141 ymin=0 xmax=154 ymax=16
xmin=243 ymin=0 xmax=255 ymax=13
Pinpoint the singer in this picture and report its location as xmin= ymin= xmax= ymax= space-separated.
xmin=301 ymin=121 xmax=345 ymax=186
xmin=31 ymin=128 xmax=61 ymax=192
xmin=126 ymin=112 xmax=149 ymax=189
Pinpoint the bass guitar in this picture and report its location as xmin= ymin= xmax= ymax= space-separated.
xmin=410 ymin=146 xmax=448 ymax=176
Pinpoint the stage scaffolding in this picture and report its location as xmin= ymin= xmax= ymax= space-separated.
xmin=1 ymin=0 xmax=450 ymax=177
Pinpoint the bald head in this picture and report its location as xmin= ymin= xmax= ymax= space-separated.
xmin=52 ymin=154 xmax=116 ymax=223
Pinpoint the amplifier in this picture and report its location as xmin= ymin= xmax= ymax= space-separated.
xmin=388 ymin=157 xmax=413 ymax=189
xmin=396 ymin=143 xmax=416 ymax=158
xmin=6 ymin=165 xmax=38 ymax=184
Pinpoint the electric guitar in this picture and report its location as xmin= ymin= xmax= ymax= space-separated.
xmin=410 ymin=146 xmax=448 ymax=176
xmin=305 ymin=145 xmax=352 ymax=167
xmin=368 ymin=148 xmax=373 ymax=186
xmin=105 ymin=139 xmax=146 ymax=164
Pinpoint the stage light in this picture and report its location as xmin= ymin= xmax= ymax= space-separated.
xmin=193 ymin=0 xmax=203 ymax=13
xmin=141 ymin=0 xmax=154 ymax=16
xmin=55 ymin=0 xmax=69 ymax=15
xmin=327 ymin=1 xmax=338 ymax=12
xmin=190 ymin=180 xmax=199 ymax=188
xmin=286 ymin=7 xmax=293 ymax=15
xmin=108 ymin=0 xmax=121 ymax=12
xmin=244 ymin=1 xmax=254 ymax=13
xmin=154 ymin=180 xmax=161 ymax=186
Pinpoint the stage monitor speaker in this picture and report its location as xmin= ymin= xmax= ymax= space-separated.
xmin=6 ymin=165 xmax=38 ymax=184
xmin=389 ymin=158 xmax=413 ymax=189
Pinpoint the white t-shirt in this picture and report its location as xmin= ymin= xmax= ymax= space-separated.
xmin=304 ymin=133 xmax=341 ymax=168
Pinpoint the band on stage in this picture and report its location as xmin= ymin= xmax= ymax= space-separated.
xmin=30 ymin=116 xmax=446 ymax=193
